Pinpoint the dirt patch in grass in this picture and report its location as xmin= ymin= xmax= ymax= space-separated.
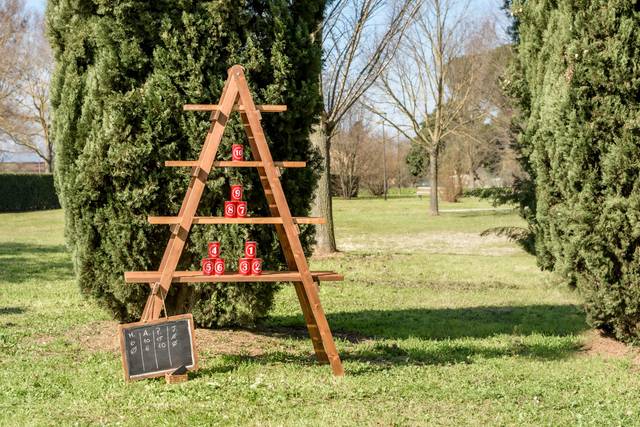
xmin=581 ymin=330 xmax=640 ymax=365
xmin=32 ymin=321 xmax=120 ymax=354
xmin=338 ymin=231 xmax=519 ymax=256
xmin=56 ymin=321 xmax=370 ymax=357
xmin=34 ymin=335 xmax=55 ymax=346
xmin=195 ymin=328 xmax=286 ymax=356
xmin=55 ymin=321 xmax=303 ymax=356
xmin=66 ymin=320 xmax=121 ymax=352
xmin=311 ymin=251 xmax=348 ymax=260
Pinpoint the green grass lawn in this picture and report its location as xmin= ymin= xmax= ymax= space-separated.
xmin=1 ymin=197 xmax=640 ymax=426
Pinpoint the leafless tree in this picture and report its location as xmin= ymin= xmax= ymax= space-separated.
xmin=434 ymin=20 xmax=518 ymax=199
xmin=359 ymin=133 xmax=388 ymax=196
xmin=312 ymin=0 xmax=419 ymax=253
xmin=0 ymin=0 xmax=26 ymax=87
xmin=369 ymin=0 xmax=490 ymax=215
xmin=332 ymin=102 xmax=414 ymax=199
xmin=331 ymin=119 xmax=366 ymax=199
xmin=0 ymin=0 xmax=28 ymax=155
xmin=390 ymin=135 xmax=412 ymax=188
xmin=0 ymin=2 xmax=53 ymax=171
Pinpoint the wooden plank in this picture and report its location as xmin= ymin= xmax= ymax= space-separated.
xmin=183 ymin=104 xmax=287 ymax=112
xmin=237 ymin=89 xmax=331 ymax=364
xmin=146 ymin=164 xmax=201 ymax=319
xmin=233 ymin=67 xmax=344 ymax=376
xmin=306 ymin=271 xmax=344 ymax=281
xmin=238 ymin=107 xmax=330 ymax=364
xmin=143 ymin=68 xmax=240 ymax=321
xmin=138 ymin=64 xmax=343 ymax=376
xmin=164 ymin=160 xmax=305 ymax=168
xmin=125 ymin=270 xmax=343 ymax=283
xmin=147 ymin=216 xmax=326 ymax=225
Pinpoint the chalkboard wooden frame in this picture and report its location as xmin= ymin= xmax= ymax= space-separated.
xmin=118 ymin=313 xmax=198 ymax=381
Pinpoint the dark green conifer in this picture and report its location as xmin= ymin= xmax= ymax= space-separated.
xmin=47 ymin=0 xmax=323 ymax=326
xmin=507 ymin=0 xmax=640 ymax=341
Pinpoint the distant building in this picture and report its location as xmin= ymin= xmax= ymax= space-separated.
xmin=0 ymin=162 xmax=49 ymax=174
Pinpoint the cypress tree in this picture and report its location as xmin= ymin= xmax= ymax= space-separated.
xmin=47 ymin=0 xmax=323 ymax=326
xmin=507 ymin=0 xmax=640 ymax=341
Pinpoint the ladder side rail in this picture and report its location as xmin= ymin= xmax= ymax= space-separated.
xmin=144 ymin=74 xmax=238 ymax=319
xmin=233 ymin=67 xmax=343 ymax=375
xmin=144 ymin=75 xmax=239 ymax=320
xmin=157 ymin=166 xmax=198 ymax=270
xmin=239 ymin=109 xmax=329 ymax=363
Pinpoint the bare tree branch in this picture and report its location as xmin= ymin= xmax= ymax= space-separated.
xmin=366 ymin=0 xmax=492 ymax=215
xmin=312 ymin=0 xmax=420 ymax=253
xmin=0 ymin=2 xmax=53 ymax=171
xmin=322 ymin=0 xmax=420 ymax=130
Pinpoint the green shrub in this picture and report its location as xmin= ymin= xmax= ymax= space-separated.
xmin=0 ymin=174 xmax=60 ymax=212
xmin=47 ymin=0 xmax=323 ymax=327
xmin=508 ymin=0 xmax=640 ymax=341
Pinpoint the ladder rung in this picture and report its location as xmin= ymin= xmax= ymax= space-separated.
xmin=148 ymin=216 xmax=325 ymax=225
xmin=124 ymin=270 xmax=343 ymax=283
xmin=164 ymin=161 xmax=199 ymax=167
xmin=184 ymin=104 xmax=287 ymax=112
xmin=164 ymin=161 xmax=306 ymax=168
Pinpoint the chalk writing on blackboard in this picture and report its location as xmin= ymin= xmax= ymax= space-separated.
xmin=118 ymin=314 xmax=198 ymax=381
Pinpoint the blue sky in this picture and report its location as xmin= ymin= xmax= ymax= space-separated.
xmin=25 ymin=0 xmax=46 ymax=13
xmin=8 ymin=0 xmax=509 ymax=162
xmin=472 ymin=0 xmax=510 ymax=40
xmin=26 ymin=0 xmax=507 ymax=22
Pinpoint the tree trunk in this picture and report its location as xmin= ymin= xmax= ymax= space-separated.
xmin=455 ymin=168 xmax=463 ymax=199
xmin=47 ymin=140 xmax=54 ymax=173
xmin=311 ymin=118 xmax=337 ymax=254
xmin=429 ymin=147 xmax=439 ymax=215
xmin=171 ymin=286 xmax=192 ymax=316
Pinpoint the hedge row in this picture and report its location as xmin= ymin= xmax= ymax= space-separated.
xmin=0 ymin=173 xmax=60 ymax=212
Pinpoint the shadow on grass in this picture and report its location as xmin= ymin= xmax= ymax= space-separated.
xmin=201 ymin=334 xmax=581 ymax=376
xmin=0 ymin=307 xmax=26 ymax=315
xmin=269 ymin=304 xmax=588 ymax=341
xmin=192 ymin=304 xmax=588 ymax=375
xmin=194 ymin=335 xmax=583 ymax=376
xmin=341 ymin=337 xmax=579 ymax=374
xmin=443 ymin=209 xmax=515 ymax=218
xmin=0 ymin=242 xmax=71 ymax=284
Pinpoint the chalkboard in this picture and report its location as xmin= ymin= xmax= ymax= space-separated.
xmin=118 ymin=314 xmax=198 ymax=381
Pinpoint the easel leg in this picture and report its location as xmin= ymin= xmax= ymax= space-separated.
xmin=232 ymin=68 xmax=343 ymax=375
xmin=293 ymin=282 xmax=330 ymax=363
xmin=299 ymin=277 xmax=344 ymax=376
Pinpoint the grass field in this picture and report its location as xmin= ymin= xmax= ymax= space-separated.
xmin=2 ymin=197 xmax=640 ymax=426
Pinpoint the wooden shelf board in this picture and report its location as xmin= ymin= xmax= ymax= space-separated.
xmin=164 ymin=160 xmax=306 ymax=168
xmin=148 ymin=216 xmax=325 ymax=225
xmin=124 ymin=270 xmax=343 ymax=283
xmin=183 ymin=104 xmax=287 ymax=112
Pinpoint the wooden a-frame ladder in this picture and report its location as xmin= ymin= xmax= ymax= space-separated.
xmin=124 ymin=65 xmax=344 ymax=376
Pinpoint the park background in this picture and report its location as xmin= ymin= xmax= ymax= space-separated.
xmin=2 ymin=0 xmax=640 ymax=425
